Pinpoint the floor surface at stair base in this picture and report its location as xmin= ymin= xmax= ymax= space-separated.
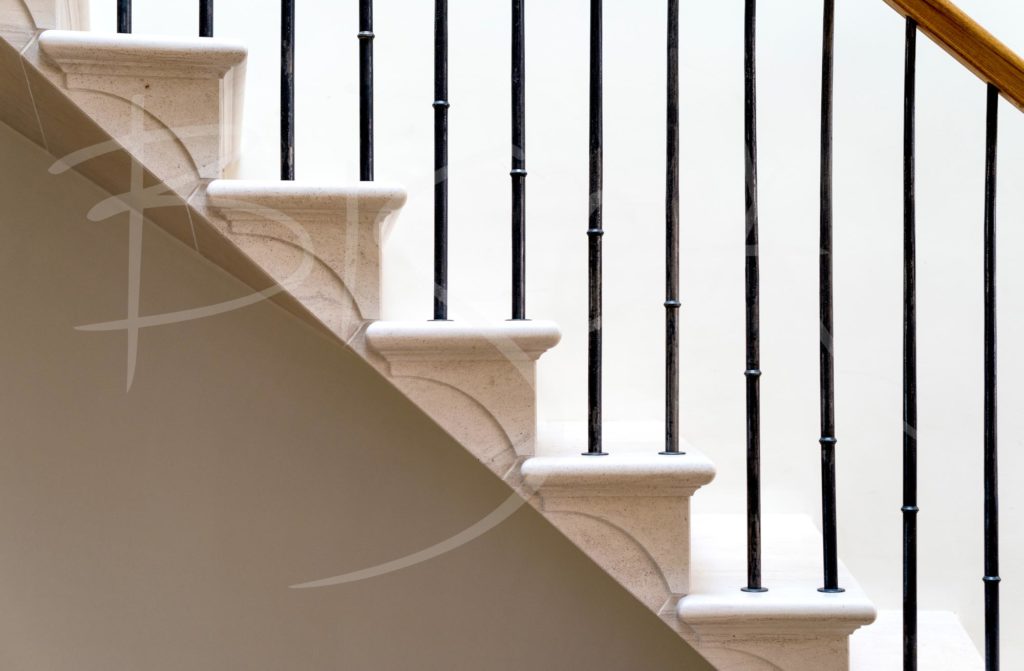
xmin=850 ymin=610 xmax=982 ymax=670
xmin=38 ymin=30 xmax=246 ymax=182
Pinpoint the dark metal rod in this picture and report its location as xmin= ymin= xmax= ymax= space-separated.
xmin=433 ymin=0 xmax=449 ymax=320
xmin=983 ymin=82 xmax=1000 ymax=671
xmin=359 ymin=0 xmax=374 ymax=181
xmin=818 ymin=0 xmax=843 ymax=594
xmin=281 ymin=0 xmax=295 ymax=181
xmin=585 ymin=0 xmax=606 ymax=456
xmin=742 ymin=0 xmax=765 ymax=593
xmin=511 ymin=0 xmax=527 ymax=320
xmin=661 ymin=0 xmax=682 ymax=458
xmin=117 ymin=0 xmax=131 ymax=33
xmin=200 ymin=0 xmax=213 ymax=37
xmin=902 ymin=17 xmax=918 ymax=671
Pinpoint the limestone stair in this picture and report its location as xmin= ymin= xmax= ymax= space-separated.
xmin=0 ymin=4 xmax=986 ymax=669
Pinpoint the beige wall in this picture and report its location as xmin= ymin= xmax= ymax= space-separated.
xmin=0 ymin=123 xmax=711 ymax=670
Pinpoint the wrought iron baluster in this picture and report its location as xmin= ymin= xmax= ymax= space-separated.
xmin=511 ymin=0 xmax=527 ymax=320
xmin=200 ymin=0 xmax=213 ymax=37
xmin=661 ymin=0 xmax=683 ymax=458
xmin=359 ymin=0 xmax=374 ymax=181
xmin=117 ymin=0 xmax=131 ymax=33
xmin=742 ymin=0 xmax=766 ymax=593
xmin=983 ymin=82 xmax=1000 ymax=671
xmin=818 ymin=0 xmax=843 ymax=594
xmin=281 ymin=0 xmax=295 ymax=180
xmin=902 ymin=17 xmax=918 ymax=671
xmin=585 ymin=0 xmax=606 ymax=456
xmin=433 ymin=0 xmax=450 ymax=320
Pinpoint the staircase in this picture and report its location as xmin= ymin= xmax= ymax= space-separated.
xmin=0 ymin=1 xmax=1004 ymax=669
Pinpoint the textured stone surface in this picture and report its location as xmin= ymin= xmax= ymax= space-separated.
xmin=0 ymin=0 xmax=84 ymax=52
xmin=367 ymin=321 xmax=561 ymax=479
xmin=0 ymin=0 xmax=36 ymax=52
xmin=23 ymin=0 xmax=87 ymax=31
xmin=676 ymin=515 xmax=877 ymax=671
xmin=39 ymin=30 xmax=246 ymax=187
xmin=850 ymin=610 xmax=982 ymax=671
xmin=523 ymin=453 xmax=715 ymax=610
xmin=205 ymin=180 xmax=407 ymax=343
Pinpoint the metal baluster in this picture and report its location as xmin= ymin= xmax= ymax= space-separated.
xmin=818 ymin=0 xmax=843 ymax=594
xmin=359 ymin=0 xmax=374 ymax=181
xmin=511 ymin=0 xmax=527 ymax=320
xmin=983 ymin=82 xmax=1000 ymax=671
xmin=585 ymin=0 xmax=606 ymax=456
xmin=742 ymin=0 xmax=766 ymax=593
xmin=902 ymin=17 xmax=918 ymax=671
xmin=200 ymin=0 xmax=213 ymax=37
xmin=281 ymin=0 xmax=295 ymax=180
xmin=433 ymin=0 xmax=449 ymax=320
xmin=117 ymin=0 xmax=131 ymax=33
xmin=661 ymin=0 xmax=683 ymax=458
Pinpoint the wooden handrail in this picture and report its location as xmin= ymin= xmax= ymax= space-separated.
xmin=883 ymin=0 xmax=1024 ymax=111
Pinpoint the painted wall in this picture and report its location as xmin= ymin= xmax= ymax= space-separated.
xmin=80 ymin=0 xmax=1024 ymax=664
xmin=0 ymin=122 xmax=713 ymax=669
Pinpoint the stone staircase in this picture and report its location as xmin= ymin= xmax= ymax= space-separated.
xmin=0 ymin=4 xmax=985 ymax=669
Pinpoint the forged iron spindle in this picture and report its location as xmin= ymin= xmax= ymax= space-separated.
xmin=200 ymin=0 xmax=213 ymax=37
xmin=281 ymin=0 xmax=295 ymax=180
xmin=511 ymin=0 xmax=527 ymax=319
xmin=818 ymin=0 xmax=842 ymax=594
xmin=983 ymin=82 xmax=1000 ymax=671
xmin=662 ymin=0 xmax=683 ymax=458
xmin=585 ymin=0 xmax=606 ymax=456
xmin=117 ymin=0 xmax=131 ymax=33
xmin=359 ymin=0 xmax=375 ymax=181
xmin=434 ymin=0 xmax=450 ymax=320
xmin=742 ymin=0 xmax=766 ymax=593
xmin=902 ymin=17 xmax=919 ymax=671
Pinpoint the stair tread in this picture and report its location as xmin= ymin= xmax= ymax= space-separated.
xmin=39 ymin=29 xmax=246 ymax=73
xmin=522 ymin=452 xmax=715 ymax=493
xmin=680 ymin=514 xmax=876 ymax=628
xmin=207 ymin=179 xmax=407 ymax=213
xmin=367 ymin=320 xmax=561 ymax=361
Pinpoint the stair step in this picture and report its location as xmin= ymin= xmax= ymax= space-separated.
xmin=367 ymin=320 xmax=560 ymax=479
xmin=850 ymin=610 xmax=982 ymax=670
xmin=522 ymin=453 xmax=714 ymax=610
xmin=38 ymin=30 xmax=246 ymax=185
xmin=678 ymin=514 xmax=876 ymax=671
xmin=202 ymin=180 xmax=407 ymax=342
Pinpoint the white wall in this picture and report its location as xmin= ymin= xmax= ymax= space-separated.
xmin=89 ymin=0 xmax=1024 ymax=663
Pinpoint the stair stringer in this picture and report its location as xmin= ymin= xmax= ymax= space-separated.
xmin=1 ymin=0 xmax=87 ymax=51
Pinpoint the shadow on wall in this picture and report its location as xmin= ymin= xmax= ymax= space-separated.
xmin=0 ymin=122 xmax=712 ymax=670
